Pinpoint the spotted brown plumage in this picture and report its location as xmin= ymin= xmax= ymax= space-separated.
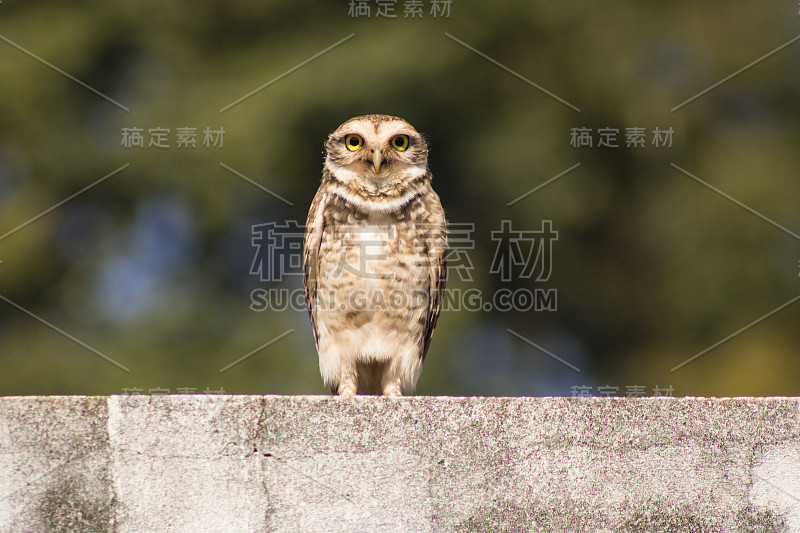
xmin=303 ymin=115 xmax=447 ymax=396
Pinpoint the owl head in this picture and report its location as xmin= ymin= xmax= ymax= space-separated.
xmin=325 ymin=115 xmax=429 ymax=189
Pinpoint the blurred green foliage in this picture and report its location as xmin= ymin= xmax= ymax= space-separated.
xmin=1 ymin=0 xmax=798 ymax=396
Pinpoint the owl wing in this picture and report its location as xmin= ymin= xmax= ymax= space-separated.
xmin=422 ymin=213 xmax=448 ymax=361
xmin=302 ymin=188 xmax=329 ymax=349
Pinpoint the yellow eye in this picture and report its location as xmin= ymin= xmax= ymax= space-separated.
xmin=391 ymin=134 xmax=409 ymax=151
xmin=344 ymin=134 xmax=363 ymax=151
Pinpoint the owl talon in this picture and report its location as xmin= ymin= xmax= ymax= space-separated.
xmin=337 ymin=382 xmax=357 ymax=397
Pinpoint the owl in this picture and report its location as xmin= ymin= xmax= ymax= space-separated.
xmin=303 ymin=115 xmax=448 ymax=396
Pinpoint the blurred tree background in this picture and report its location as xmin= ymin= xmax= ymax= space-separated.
xmin=1 ymin=0 xmax=798 ymax=397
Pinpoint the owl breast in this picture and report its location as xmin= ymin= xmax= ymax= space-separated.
xmin=317 ymin=210 xmax=429 ymax=362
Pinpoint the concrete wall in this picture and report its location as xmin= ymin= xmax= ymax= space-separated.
xmin=1 ymin=396 xmax=798 ymax=532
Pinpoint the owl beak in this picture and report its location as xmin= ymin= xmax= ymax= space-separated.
xmin=371 ymin=148 xmax=384 ymax=172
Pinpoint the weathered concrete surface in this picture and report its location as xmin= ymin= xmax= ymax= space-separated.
xmin=1 ymin=396 xmax=798 ymax=533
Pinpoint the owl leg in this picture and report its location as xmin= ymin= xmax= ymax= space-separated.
xmin=380 ymin=360 xmax=403 ymax=397
xmin=318 ymin=342 xmax=357 ymax=396
xmin=337 ymin=380 xmax=357 ymax=396
xmin=336 ymin=361 xmax=359 ymax=396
